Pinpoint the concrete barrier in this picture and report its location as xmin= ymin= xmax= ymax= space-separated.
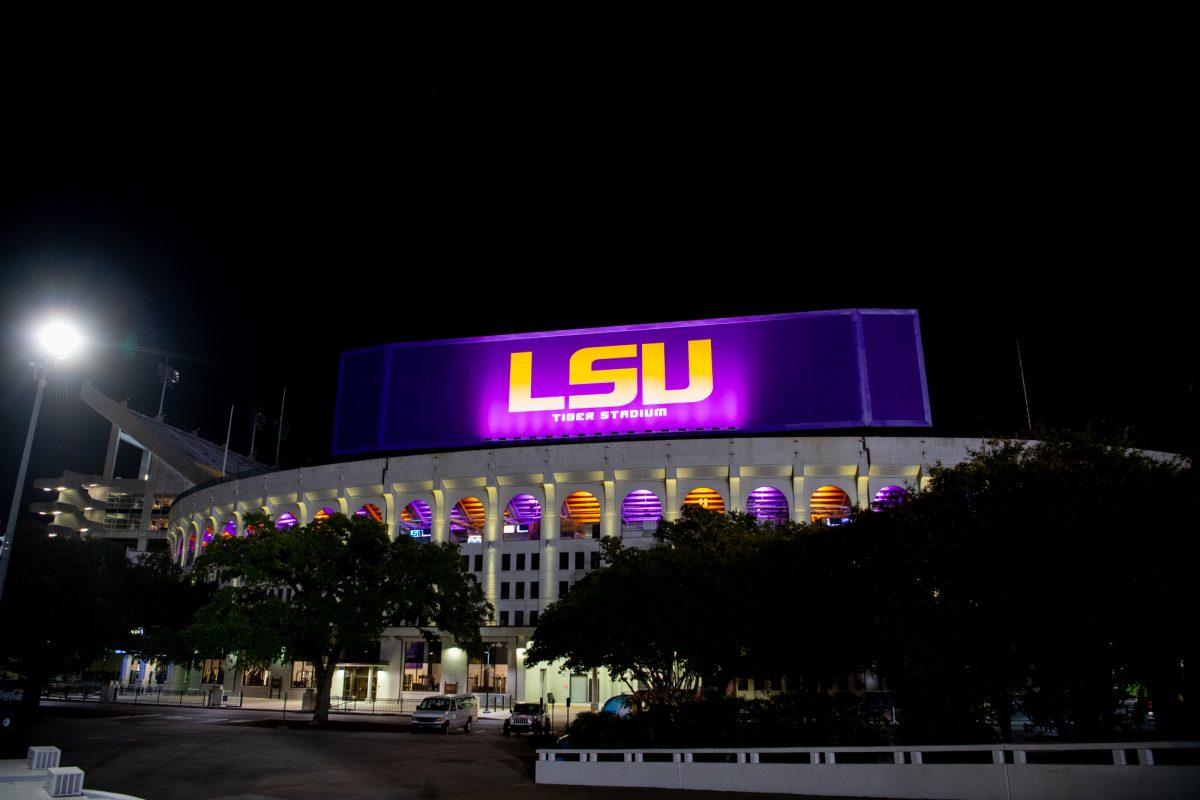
xmin=535 ymin=741 xmax=1200 ymax=799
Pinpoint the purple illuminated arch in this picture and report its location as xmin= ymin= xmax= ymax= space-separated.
xmin=872 ymin=485 xmax=908 ymax=510
xmin=276 ymin=512 xmax=298 ymax=530
xmin=503 ymin=493 xmax=542 ymax=539
xmin=746 ymin=486 xmax=789 ymax=523
xmin=221 ymin=520 xmax=237 ymax=538
xmin=401 ymin=499 xmax=432 ymax=528
xmin=621 ymin=490 xmax=662 ymax=527
xmin=504 ymin=494 xmax=542 ymax=525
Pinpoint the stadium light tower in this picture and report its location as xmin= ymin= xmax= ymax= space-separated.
xmin=0 ymin=317 xmax=85 ymax=603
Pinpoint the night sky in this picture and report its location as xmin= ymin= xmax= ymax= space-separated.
xmin=1 ymin=68 xmax=1193 ymax=526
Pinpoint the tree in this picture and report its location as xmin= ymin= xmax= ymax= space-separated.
xmin=190 ymin=512 xmax=491 ymax=724
xmin=0 ymin=523 xmax=132 ymax=719
xmin=526 ymin=508 xmax=864 ymax=705
xmin=861 ymin=435 xmax=1197 ymax=741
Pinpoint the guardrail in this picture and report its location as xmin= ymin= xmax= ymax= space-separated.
xmin=536 ymin=741 xmax=1200 ymax=799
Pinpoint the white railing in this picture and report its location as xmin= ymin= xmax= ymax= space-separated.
xmin=536 ymin=741 xmax=1200 ymax=800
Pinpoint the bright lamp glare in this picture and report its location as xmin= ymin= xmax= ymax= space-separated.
xmin=37 ymin=320 xmax=83 ymax=360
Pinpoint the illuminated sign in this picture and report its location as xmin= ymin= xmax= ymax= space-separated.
xmin=332 ymin=309 xmax=930 ymax=455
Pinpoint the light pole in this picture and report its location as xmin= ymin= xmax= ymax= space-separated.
xmin=0 ymin=319 xmax=84 ymax=604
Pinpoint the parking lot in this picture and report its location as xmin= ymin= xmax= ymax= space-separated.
xmin=24 ymin=701 xmax=811 ymax=799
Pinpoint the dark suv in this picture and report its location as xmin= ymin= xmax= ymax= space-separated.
xmin=503 ymin=702 xmax=550 ymax=736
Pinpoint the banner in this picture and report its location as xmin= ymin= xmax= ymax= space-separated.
xmin=333 ymin=309 xmax=930 ymax=455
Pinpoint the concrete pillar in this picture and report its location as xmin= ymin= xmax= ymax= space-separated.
xmin=103 ymin=425 xmax=121 ymax=479
xmin=484 ymin=487 xmax=499 ymax=611
xmin=540 ymin=482 xmax=558 ymax=609
xmin=728 ymin=468 xmax=741 ymax=513
xmin=856 ymin=473 xmax=870 ymax=511
xmin=432 ymin=489 xmax=447 ymax=544
xmin=601 ymin=477 xmax=617 ymax=539
xmin=792 ymin=475 xmax=806 ymax=524
xmin=664 ymin=473 xmax=678 ymax=521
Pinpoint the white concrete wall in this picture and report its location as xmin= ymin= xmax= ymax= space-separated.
xmin=536 ymin=747 xmax=1200 ymax=799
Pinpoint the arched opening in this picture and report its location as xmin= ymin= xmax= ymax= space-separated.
xmin=355 ymin=503 xmax=384 ymax=523
xmin=746 ymin=486 xmax=789 ymax=523
xmin=399 ymin=499 xmax=433 ymax=541
xmin=503 ymin=494 xmax=542 ymax=540
xmin=560 ymin=491 xmax=600 ymax=539
xmin=221 ymin=520 xmax=237 ymax=539
xmin=201 ymin=526 xmax=214 ymax=548
xmin=682 ymin=487 xmax=726 ymax=514
xmin=450 ymin=496 xmax=485 ymax=544
xmin=872 ymin=485 xmax=908 ymax=511
xmin=314 ymin=506 xmax=336 ymax=524
xmin=810 ymin=485 xmax=852 ymax=526
xmin=276 ymin=512 xmax=298 ymax=530
xmin=621 ymin=490 xmax=662 ymax=535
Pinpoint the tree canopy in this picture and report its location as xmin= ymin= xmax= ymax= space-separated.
xmin=0 ymin=523 xmax=205 ymax=719
xmin=528 ymin=436 xmax=1198 ymax=743
xmin=190 ymin=511 xmax=490 ymax=723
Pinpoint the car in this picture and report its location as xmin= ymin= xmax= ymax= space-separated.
xmin=599 ymin=693 xmax=636 ymax=718
xmin=410 ymin=694 xmax=477 ymax=734
xmin=502 ymin=702 xmax=550 ymax=736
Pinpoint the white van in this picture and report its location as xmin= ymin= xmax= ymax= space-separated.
xmin=410 ymin=694 xmax=478 ymax=734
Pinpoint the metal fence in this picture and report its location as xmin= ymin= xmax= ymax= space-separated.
xmin=328 ymin=693 xmax=513 ymax=715
xmin=41 ymin=682 xmax=102 ymax=702
xmin=114 ymin=685 xmax=243 ymax=708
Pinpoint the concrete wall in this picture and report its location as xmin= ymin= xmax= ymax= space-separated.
xmin=536 ymin=746 xmax=1200 ymax=799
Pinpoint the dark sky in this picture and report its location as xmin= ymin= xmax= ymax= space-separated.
xmin=1 ymin=61 xmax=1193 ymax=526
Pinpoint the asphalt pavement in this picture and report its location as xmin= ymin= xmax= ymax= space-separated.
xmin=23 ymin=701 xmax=833 ymax=800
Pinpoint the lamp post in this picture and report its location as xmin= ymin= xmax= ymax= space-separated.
xmin=0 ymin=319 xmax=83 ymax=604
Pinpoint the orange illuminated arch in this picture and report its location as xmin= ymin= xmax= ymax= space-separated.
xmin=810 ymin=485 xmax=852 ymax=524
xmin=451 ymin=497 xmax=485 ymax=531
xmin=355 ymin=503 xmax=384 ymax=523
xmin=682 ymin=487 xmax=726 ymax=514
xmin=560 ymin=491 xmax=600 ymax=538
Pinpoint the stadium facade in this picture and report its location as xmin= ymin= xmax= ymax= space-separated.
xmin=34 ymin=309 xmax=1003 ymax=707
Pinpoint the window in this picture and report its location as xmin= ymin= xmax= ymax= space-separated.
xmin=462 ymin=555 xmax=469 ymax=571
xmin=590 ymin=552 xmax=601 ymax=569
xmin=559 ymin=552 xmax=569 ymax=569
xmin=201 ymin=658 xmax=224 ymax=684
xmin=531 ymin=553 xmax=540 ymax=571
xmin=467 ymin=643 xmax=509 ymax=693
xmin=473 ymin=554 xmax=483 ymax=572
xmin=499 ymin=610 xmax=509 ymax=625
xmin=243 ymin=667 xmax=271 ymax=687
xmin=530 ymin=610 xmax=538 ymax=626
xmin=515 ymin=610 xmax=524 ymax=626
xmin=530 ymin=581 xmax=538 ymax=599
xmin=501 ymin=554 xmax=511 ymax=571
xmin=500 ymin=582 xmax=510 ymax=600
xmin=574 ymin=551 xmax=584 ymax=570
xmin=402 ymin=640 xmax=441 ymax=692
xmin=291 ymin=661 xmax=315 ymax=688
xmin=516 ymin=553 xmax=525 ymax=571
xmin=516 ymin=582 xmax=525 ymax=599
xmin=559 ymin=581 xmax=568 ymax=598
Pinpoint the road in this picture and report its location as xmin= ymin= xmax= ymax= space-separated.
xmin=24 ymin=701 xmax=836 ymax=800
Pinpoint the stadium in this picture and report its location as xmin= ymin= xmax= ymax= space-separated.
xmin=38 ymin=309 xmax=993 ymax=709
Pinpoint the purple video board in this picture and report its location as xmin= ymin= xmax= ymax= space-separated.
xmin=332 ymin=309 xmax=930 ymax=455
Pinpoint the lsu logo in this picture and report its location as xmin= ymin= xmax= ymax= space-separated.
xmin=509 ymin=339 xmax=713 ymax=412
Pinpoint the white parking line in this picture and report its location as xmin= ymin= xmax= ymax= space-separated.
xmin=107 ymin=713 xmax=163 ymax=721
